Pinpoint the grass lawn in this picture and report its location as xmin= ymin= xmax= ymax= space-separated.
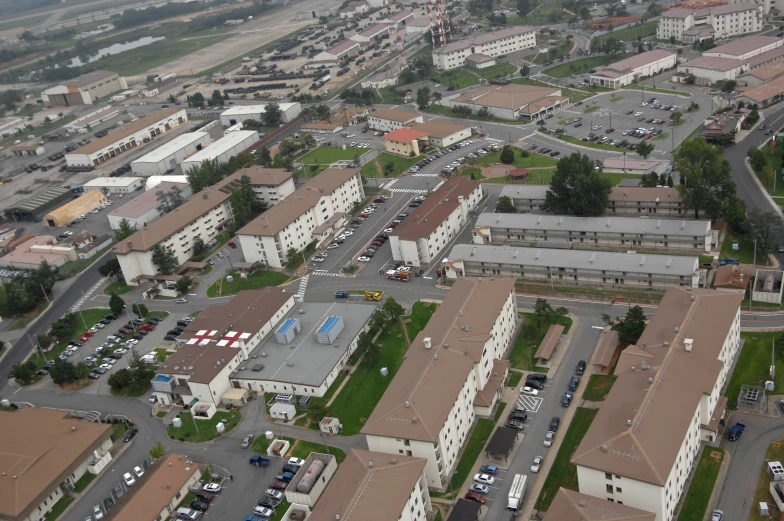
xmin=677 ymin=446 xmax=724 ymax=521
xmin=749 ymin=440 xmax=784 ymax=521
xmin=535 ymin=408 xmax=598 ymax=510
xmin=298 ymin=146 xmax=367 ymax=165
xmin=720 ymin=231 xmax=766 ymax=265
xmin=468 ymin=150 xmax=558 ymax=169
xmin=582 ymin=374 xmax=617 ymax=401
xmin=104 ymin=281 xmax=134 ymax=295
xmin=405 ymin=302 xmax=438 ymax=339
xmin=58 ymin=246 xmax=110 ymax=277
xmin=360 ymin=152 xmax=421 ymax=178
xmin=609 ymin=96 xmax=625 ymax=102
xmin=508 ymin=372 xmax=523 ymax=387
xmin=429 ymin=67 xmax=482 ymax=90
xmin=460 ymin=165 xmax=557 ymax=185
xmin=73 ymin=471 xmax=97 ymax=493
xmin=509 ymin=314 xmax=572 ymax=371
xmin=17 ymin=103 xmax=45 ymax=117
xmin=725 ymin=332 xmax=783 ymax=409
xmin=447 ymin=417 xmax=497 ymax=493
xmin=594 ymin=22 xmax=658 ymax=45
xmin=29 ymin=308 xmax=111 ymax=369
xmin=513 ymin=5 xmax=571 ymax=25
xmin=543 ymin=53 xmax=636 ymax=78
xmin=621 ymin=85 xmax=692 ymax=98
xmin=207 ymin=269 xmax=288 ymax=297
xmin=476 ymin=62 xmax=517 ymax=80
xmin=289 ymin=439 xmax=346 ymax=463
xmin=110 ymin=423 xmax=129 ymax=442
xmin=653 ymin=132 xmax=670 ymax=141
xmin=583 ymin=105 xmax=601 ymax=114
xmin=167 ymin=411 xmax=242 ymax=442
xmin=156 ymin=410 xmax=167 ymax=418
xmin=376 ymin=87 xmax=406 ymax=104
xmin=426 ymin=103 xmax=531 ymax=126
xmin=0 ymin=13 xmax=50 ymax=31
xmin=154 ymin=347 xmax=170 ymax=362
xmin=43 ymin=496 xmax=74 ymax=521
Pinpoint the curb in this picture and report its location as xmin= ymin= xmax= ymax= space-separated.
xmin=744 ymin=157 xmax=784 ymax=221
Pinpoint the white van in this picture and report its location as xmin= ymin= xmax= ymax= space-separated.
xmin=176 ymin=508 xmax=200 ymax=521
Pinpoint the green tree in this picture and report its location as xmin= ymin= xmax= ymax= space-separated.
xmin=155 ymin=185 xmax=185 ymax=214
xmin=667 ymin=174 xmax=674 ymax=187
xmin=151 ymin=244 xmax=179 ymax=275
xmin=495 ymin=195 xmax=516 ymax=213
xmin=75 ymin=362 xmax=90 ymax=381
xmin=416 ymin=87 xmax=431 ymax=110
xmin=674 ymin=138 xmax=737 ymax=220
xmin=0 ymin=279 xmax=36 ymax=317
xmin=257 ymin=147 xmax=272 ymax=167
xmin=192 ymin=237 xmax=207 ymax=257
xmin=262 ymin=102 xmax=283 ymax=127
xmin=98 ymin=258 xmax=123 ymax=280
xmin=542 ymin=153 xmax=611 ymax=216
xmin=499 ymin=146 xmax=515 ymax=164
xmin=114 ymin=218 xmax=138 ymax=241
xmin=50 ymin=358 xmax=77 ymax=386
xmin=431 ymin=91 xmax=443 ymax=106
xmin=746 ymin=210 xmax=780 ymax=261
xmin=132 ymin=303 xmax=149 ymax=317
xmin=109 ymin=292 xmax=125 ymax=314
xmin=382 ymin=297 xmax=405 ymax=321
xmin=533 ymin=298 xmax=553 ymax=333
xmin=306 ymin=401 xmax=327 ymax=423
xmin=640 ymin=172 xmax=660 ymax=187
xmin=760 ymin=165 xmax=774 ymax=186
xmin=285 ymin=247 xmax=300 ymax=268
xmin=175 ymin=276 xmax=192 ymax=294
xmin=10 ymin=363 xmax=33 ymax=385
xmin=670 ymin=111 xmax=683 ymax=123
xmin=602 ymin=306 xmax=647 ymax=345
xmin=520 ymin=64 xmax=530 ymax=77
xmin=37 ymin=333 xmax=53 ymax=348
xmin=150 ymin=442 xmax=165 ymax=460
xmin=50 ymin=312 xmax=77 ymax=339
xmin=229 ymin=174 xmax=267 ymax=227
xmin=635 ymin=140 xmax=654 ymax=159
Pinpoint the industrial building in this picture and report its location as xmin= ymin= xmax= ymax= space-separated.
xmin=431 ymin=26 xmax=537 ymax=70
xmin=180 ymin=130 xmax=259 ymax=173
xmin=449 ymin=84 xmax=568 ymax=121
xmin=0 ymin=117 xmax=27 ymax=137
xmin=445 ymin=244 xmax=702 ymax=288
xmin=64 ymin=106 xmax=120 ymax=134
xmin=131 ymin=131 xmax=211 ymax=176
xmin=83 ymin=176 xmax=145 ymax=194
xmin=108 ymin=181 xmax=192 ymax=230
xmin=349 ymin=23 xmax=391 ymax=44
xmin=11 ymin=143 xmax=45 ymax=157
xmin=311 ymin=40 xmax=361 ymax=64
xmin=362 ymin=277 xmax=516 ymax=488
xmin=676 ymin=56 xmax=748 ymax=83
xmin=590 ymin=50 xmax=677 ymax=88
xmin=237 ymin=168 xmax=364 ymax=269
xmin=571 ymin=287 xmax=742 ymax=521
xmin=601 ymin=158 xmax=671 ymax=175
xmin=65 ymin=109 xmax=188 ymax=167
xmin=704 ymin=35 xmax=782 ymax=60
xmin=409 ymin=120 xmax=472 ymax=148
xmin=219 ymin=102 xmax=302 ymax=126
xmin=41 ymin=70 xmax=127 ymax=107
xmin=657 ymin=3 xmax=764 ymax=43
xmin=0 ymin=409 xmax=113 ymax=521
xmin=367 ymin=109 xmax=423 ymax=132
xmin=390 ymin=177 xmax=482 ymax=266
xmin=43 ymin=190 xmax=108 ymax=228
xmin=3 ymin=188 xmax=73 ymax=222
xmin=472 ymin=213 xmax=712 ymax=252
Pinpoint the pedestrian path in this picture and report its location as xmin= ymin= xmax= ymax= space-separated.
xmin=412 ymin=173 xmax=439 ymax=177
xmin=296 ymin=275 xmax=309 ymax=301
xmin=390 ymin=188 xmax=427 ymax=194
xmin=70 ymin=277 xmax=106 ymax=312
xmin=312 ymin=271 xmax=352 ymax=278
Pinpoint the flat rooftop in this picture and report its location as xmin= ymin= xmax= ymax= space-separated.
xmin=70 ymin=108 xmax=182 ymax=155
xmin=475 ymin=212 xmax=709 ymax=236
xmin=83 ymin=176 xmax=143 ymax=188
xmin=183 ymin=130 xmax=257 ymax=164
xmin=132 ymin=132 xmax=210 ymax=164
xmin=220 ymin=103 xmax=299 ymax=116
xmin=108 ymin=182 xmax=189 ymax=219
xmin=232 ymin=301 xmax=376 ymax=387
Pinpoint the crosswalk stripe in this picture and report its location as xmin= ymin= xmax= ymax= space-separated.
xmin=296 ymin=275 xmax=309 ymax=301
xmin=391 ymin=188 xmax=427 ymax=193
xmin=70 ymin=277 xmax=107 ymax=312
xmin=412 ymin=173 xmax=440 ymax=177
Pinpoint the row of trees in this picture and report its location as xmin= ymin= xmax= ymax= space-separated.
xmin=639 ymin=172 xmax=674 ymax=188
xmin=186 ymin=152 xmax=255 ymax=192
xmin=0 ymin=261 xmax=59 ymax=318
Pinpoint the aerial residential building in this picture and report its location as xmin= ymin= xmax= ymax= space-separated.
xmin=571 ymin=287 xmax=742 ymax=521
xmin=362 ymin=277 xmax=517 ymax=488
xmin=107 ymin=182 xmax=192 ymax=230
xmin=445 ymin=244 xmax=702 ymax=289
xmin=449 ymin=84 xmax=568 ymax=121
xmin=409 ymin=121 xmax=472 ymax=147
xmin=657 ymin=3 xmax=764 ymax=43
xmin=83 ymin=176 xmax=145 ymax=194
xmin=180 ymin=130 xmax=259 ymax=173
xmin=236 ymin=168 xmax=364 ymax=269
xmin=131 ymin=132 xmax=212 ymax=176
xmin=471 ymin=213 xmax=712 ymax=252
xmin=543 ymin=489 xmax=656 ymax=521
xmin=590 ymin=50 xmax=677 ymax=88
xmin=703 ymin=35 xmax=782 ymax=60
xmin=390 ymin=177 xmax=482 ymax=266
xmin=113 ymin=168 xmax=294 ymax=285
xmin=41 ymin=70 xmax=127 ymax=107
xmin=367 ymin=109 xmax=424 ymax=132
xmin=0 ymin=408 xmax=113 ymax=521
xmin=219 ymin=102 xmax=302 ymax=126
xmin=65 ymin=109 xmax=188 ymax=167
xmin=309 ymin=449 xmax=432 ymax=521
xmin=431 ymin=26 xmax=536 ymax=70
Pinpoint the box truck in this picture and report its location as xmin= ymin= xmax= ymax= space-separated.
xmin=507 ymin=473 xmax=527 ymax=512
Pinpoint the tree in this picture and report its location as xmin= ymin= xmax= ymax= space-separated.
xmin=520 ymin=64 xmax=530 ymax=77
xmin=151 ymin=244 xmax=179 ymax=275
xmin=670 ymin=111 xmax=683 ymax=123
xmin=542 ymin=153 xmax=611 ymax=217
xmin=416 ymin=87 xmax=431 ymax=110
xmin=640 ymin=172 xmax=660 ymax=187
xmin=50 ymin=358 xmax=77 ymax=386
xmin=0 ymin=279 xmax=36 ymax=317
xmin=37 ymin=333 xmax=53 ymax=348
xmin=667 ymin=174 xmax=674 ymax=187
xmin=230 ymin=174 xmax=267 ymax=227
xmin=499 ymin=146 xmax=515 ymax=164
xmin=115 ymin=218 xmax=138 ymax=241
xmin=257 ymin=147 xmax=272 ymax=167
xmin=192 ymin=237 xmax=207 ymax=258
xmin=674 ymin=138 xmax=738 ymax=220
xmin=306 ymin=401 xmax=327 ymax=423
xmin=10 ymin=363 xmax=33 ymax=385
xmin=496 ymin=195 xmax=516 ymax=213
xmin=262 ymin=102 xmax=283 ymax=127
xmin=109 ymin=292 xmax=125 ymax=314
xmin=149 ymin=442 xmax=165 ymax=460
xmin=602 ymin=306 xmax=646 ymax=345
xmin=50 ymin=313 xmax=77 ymax=339
xmin=635 ymin=141 xmax=654 ymax=159
xmin=168 ymin=94 xmax=176 ymax=103
xmin=382 ymin=297 xmax=404 ymax=321
xmin=533 ymin=298 xmax=553 ymax=332
xmin=431 ymin=91 xmax=443 ymax=106
xmin=155 ymin=185 xmax=185 ymax=214
xmin=285 ymin=247 xmax=299 ymax=268
xmin=746 ymin=210 xmax=780 ymax=261
xmin=760 ymin=165 xmax=774 ymax=187
xmin=75 ymin=362 xmax=90 ymax=381
xmin=132 ymin=303 xmax=149 ymax=317
xmin=25 ymin=260 xmax=58 ymax=300
xmin=175 ymin=276 xmax=192 ymax=294
xmin=98 ymin=258 xmax=122 ymax=280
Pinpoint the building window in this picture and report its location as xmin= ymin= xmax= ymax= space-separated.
xmin=605 ymin=472 xmax=612 ymax=480
xmin=606 ymin=484 xmax=613 ymax=493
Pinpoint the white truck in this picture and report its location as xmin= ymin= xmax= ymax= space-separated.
xmin=507 ymin=473 xmax=527 ymax=513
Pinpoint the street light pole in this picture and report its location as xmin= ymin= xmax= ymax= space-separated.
xmin=40 ymin=283 xmax=50 ymax=304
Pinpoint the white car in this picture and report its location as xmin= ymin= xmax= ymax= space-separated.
xmin=176 ymin=298 xmax=188 ymax=303
xmin=312 ymin=257 xmax=325 ymax=263
xmin=544 ymin=431 xmax=554 ymax=447
xmin=115 ymin=348 xmax=128 ymax=354
xmin=531 ymin=456 xmax=544 ymax=473
xmin=474 ymin=473 xmax=494 ymax=485
xmin=254 ymin=507 xmax=273 ymax=518
xmin=62 ymin=231 xmax=74 ymax=237
xmin=357 ymin=256 xmax=371 ymax=263
xmin=641 ymin=102 xmax=648 ymax=106
xmin=203 ymin=483 xmax=221 ymax=493
xmin=127 ymin=339 xmax=139 ymax=345
xmin=89 ymin=326 xmax=99 ymax=333
xmin=99 ymin=363 xmax=112 ymax=370
xmin=133 ymin=465 xmax=144 ymax=478
xmin=288 ymin=457 xmax=306 ymax=467
xmin=93 ymin=505 xmax=104 ymax=520
xmin=266 ymin=489 xmax=284 ymax=501
xmin=634 ymin=112 xmax=643 ymax=116
xmin=327 ymin=244 xmax=340 ymax=250
xmin=95 ymin=322 xmax=105 ymax=329
xmin=123 ymin=472 xmax=136 ymax=486
xmin=520 ymin=386 xmax=539 ymax=396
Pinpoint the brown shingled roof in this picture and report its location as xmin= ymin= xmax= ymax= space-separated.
xmin=156 ymin=343 xmax=241 ymax=384
xmin=543 ymin=488 xmax=655 ymax=521
xmin=410 ymin=120 xmax=470 ymax=139
xmin=714 ymin=264 xmax=750 ymax=290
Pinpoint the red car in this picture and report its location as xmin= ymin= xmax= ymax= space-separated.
xmin=359 ymin=213 xmax=370 ymax=218
xmin=387 ymin=223 xmax=397 ymax=229
xmin=644 ymin=134 xmax=653 ymax=140
xmin=78 ymin=336 xmax=89 ymax=342
xmin=228 ymin=241 xmax=237 ymax=249
xmin=464 ymin=492 xmax=485 ymax=504
xmin=371 ymin=241 xmax=383 ymax=247
xmin=83 ymin=331 xmax=94 ymax=337
xmin=269 ymin=481 xmax=288 ymax=490
xmin=141 ymin=324 xmax=156 ymax=331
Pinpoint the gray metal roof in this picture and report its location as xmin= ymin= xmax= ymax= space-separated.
xmin=10 ymin=187 xmax=71 ymax=212
xmin=231 ymin=301 xmax=376 ymax=387
xmin=475 ymin=212 xmax=711 ymax=237
xmin=499 ymin=185 xmax=549 ymax=200
xmin=449 ymin=244 xmax=699 ymax=276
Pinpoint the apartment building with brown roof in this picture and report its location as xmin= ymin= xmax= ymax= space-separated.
xmin=543 ymin=488 xmax=656 ymax=521
xmin=571 ymin=287 xmax=742 ymax=521
xmin=390 ymin=177 xmax=482 ymax=265
xmin=362 ymin=277 xmax=517 ymax=489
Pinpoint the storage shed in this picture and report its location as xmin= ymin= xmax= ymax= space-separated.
xmin=221 ymin=388 xmax=249 ymax=407
xmin=269 ymin=402 xmax=296 ymax=420
xmin=42 ymin=190 xmax=107 ymax=228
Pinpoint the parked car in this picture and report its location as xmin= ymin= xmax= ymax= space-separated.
xmin=203 ymin=483 xmax=221 ymax=493
xmin=473 ymin=473 xmax=494 ymax=485
xmin=505 ymin=420 xmax=525 ymax=430
xmin=92 ymin=505 xmax=104 ymax=520
xmin=242 ymin=434 xmax=254 ymax=448
xmin=561 ymin=392 xmax=573 ymax=407
xmin=123 ymin=428 xmax=138 ymax=442
xmin=575 ymin=360 xmax=586 ymax=375
xmin=549 ymin=416 xmax=561 ymax=432
xmin=190 ymin=501 xmax=209 ymax=512
xmin=464 ymin=492 xmax=485 ymax=504
xmin=520 ymin=386 xmax=539 ymax=396
xmin=479 ymin=465 xmax=498 ymax=475
xmin=568 ymin=376 xmax=581 ymax=391
xmin=123 ymin=472 xmax=136 ymax=486
xmin=531 ymin=456 xmax=544 ymax=473
xmin=468 ymin=483 xmax=489 ymax=495
xmin=544 ymin=431 xmax=555 ymax=447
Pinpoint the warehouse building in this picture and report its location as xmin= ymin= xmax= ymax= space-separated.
xmin=311 ymin=40 xmax=361 ymax=64
xmin=367 ymin=108 xmax=423 ymax=132
xmin=471 ymin=213 xmax=712 ymax=252
xmin=602 ymin=158 xmax=671 ymax=175
xmin=181 ymin=130 xmax=259 ymax=173
xmin=390 ymin=177 xmax=482 ymax=266
xmin=11 ymin=143 xmax=45 ymax=157
xmin=43 ymin=190 xmax=107 ymax=228
xmin=590 ymin=50 xmax=677 ymax=88
xmin=363 ymin=277 xmax=516 ymax=488
xmin=676 ymin=56 xmax=748 ymax=83
xmin=65 ymin=108 xmax=188 ymax=167
xmin=737 ymin=59 xmax=784 ymax=86
xmin=219 ymin=102 xmax=302 ymax=126
xmin=732 ymin=75 xmax=784 ymax=107
xmin=108 ymin=181 xmax=192 ymax=230
xmin=410 ymin=120 xmax=471 ymax=148
xmin=350 ymin=23 xmax=391 ymax=44
xmin=83 ymin=176 xmax=145 ymax=194
xmin=3 ymin=188 xmax=73 ymax=222
xmin=64 ymin=106 xmax=120 ymax=134
xmin=431 ymin=26 xmax=537 ymax=70
xmin=703 ymin=35 xmax=782 ymax=60
xmin=449 ymin=84 xmax=568 ymax=121
xmin=237 ymin=168 xmax=364 ymax=269
xmin=445 ymin=244 xmax=702 ymax=288
xmin=131 ymin=131 xmax=211 ymax=176
xmin=41 ymin=70 xmax=127 ymax=107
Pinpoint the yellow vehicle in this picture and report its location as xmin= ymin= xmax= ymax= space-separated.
xmin=364 ymin=291 xmax=382 ymax=302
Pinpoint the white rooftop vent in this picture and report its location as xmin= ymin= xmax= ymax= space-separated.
xmin=626 ymin=419 xmax=632 ymax=426
xmin=424 ymin=337 xmax=432 ymax=349
xmin=684 ymin=338 xmax=693 ymax=352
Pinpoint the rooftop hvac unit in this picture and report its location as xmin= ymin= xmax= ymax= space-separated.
xmin=275 ymin=317 xmax=301 ymax=344
xmin=316 ymin=316 xmax=344 ymax=344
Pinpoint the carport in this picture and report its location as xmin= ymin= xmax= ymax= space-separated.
xmin=534 ymin=323 xmax=564 ymax=364
xmin=222 ymin=388 xmax=249 ymax=407
xmin=484 ymin=426 xmax=518 ymax=463
xmin=446 ymin=499 xmax=481 ymax=521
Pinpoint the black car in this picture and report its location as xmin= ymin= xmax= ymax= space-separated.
xmin=258 ymin=498 xmax=277 ymax=509
xmin=105 ymin=314 xmax=117 ymax=321
xmin=123 ymin=428 xmax=138 ymax=443
xmin=104 ymin=498 xmax=114 ymax=511
xmin=164 ymin=335 xmax=177 ymax=341
xmin=505 ymin=420 xmax=525 ymax=430
xmin=525 ymin=379 xmax=544 ymax=390
xmin=527 ymin=372 xmax=547 ymax=383
xmin=568 ymin=376 xmax=581 ymax=391
xmin=190 ymin=500 xmax=210 ymax=512
xmin=508 ymin=411 xmax=528 ymax=422
xmin=549 ymin=416 xmax=561 ymax=432
xmin=575 ymin=360 xmax=586 ymax=376
xmin=282 ymin=464 xmax=300 ymax=474
xmin=112 ymin=484 xmax=124 ymax=499
xmin=88 ymin=372 xmax=101 ymax=380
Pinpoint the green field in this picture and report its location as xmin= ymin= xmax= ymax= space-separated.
xmin=360 ymin=152 xmax=421 ymax=178
xmin=543 ymin=53 xmax=636 ymax=78
xmin=298 ymin=146 xmax=367 ymax=165
xmin=582 ymin=374 xmax=617 ymax=401
xmin=207 ymin=269 xmax=288 ymax=297
xmin=429 ymin=67 xmax=482 ymax=90
xmin=677 ymin=446 xmax=724 ymax=521
xmin=725 ymin=332 xmax=784 ymax=409
xmin=0 ymin=13 xmax=49 ymax=31
xmin=167 ymin=411 xmax=242 ymax=442
xmin=512 ymin=5 xmax=571 ymax=25
xmin=468 ymin=149 xmax=559 ymax=169
xmin=594 ymin=22 xmax=658 ymax=45
xmin=476 ymin=62 xmax=517 ymax=80
xmin=719 ymin=232 xmax=764 ymax=265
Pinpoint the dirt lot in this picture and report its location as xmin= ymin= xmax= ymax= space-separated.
xmin=583 ymin=15 xmax=641 ymax=31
